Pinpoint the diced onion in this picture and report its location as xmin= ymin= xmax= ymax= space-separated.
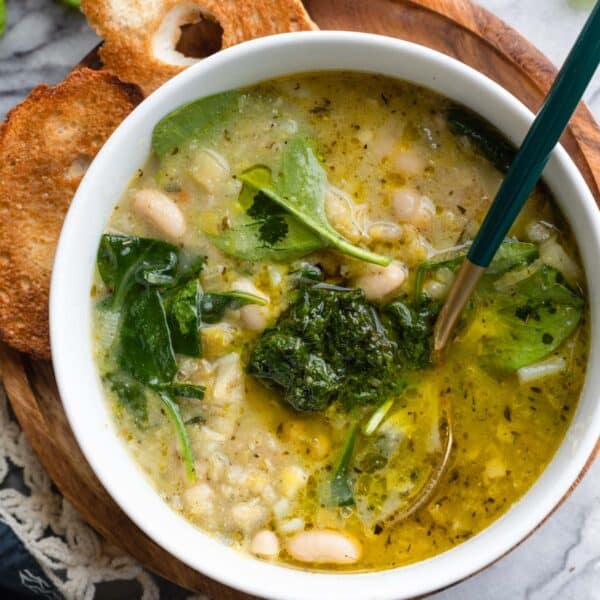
xmin=517 ymin=356 xmax=566 ymax=384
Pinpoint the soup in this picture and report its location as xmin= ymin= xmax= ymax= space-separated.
xmin=91 ymin=73 xmax=588 ymax=571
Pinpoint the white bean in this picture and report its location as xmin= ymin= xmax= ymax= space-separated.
xmin=354 ymin=260 xmax=407 ymax=300
xmin=368 ymin=222 xmax=403 ymax=242
xmin=392 ymin=149 xmax=428 ymax=177
xmin=132 ymin=189 xmax=186 ymax=240
xmin=287 ymin=530 xmax=362 ymax=565
xmin=232 ymin=279 xmax=270 ymax=332
xmin=392 ymin=187 xmax=435 ymax=230
xmin=250 ymin=530 xmax=280 ymax=558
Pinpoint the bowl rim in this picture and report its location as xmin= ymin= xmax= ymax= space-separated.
xmin=50 ymin=30 xmax=600 ymax=600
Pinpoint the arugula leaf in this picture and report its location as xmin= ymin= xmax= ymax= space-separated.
xmin=60 ymin=0 xmax=81 ymax=7
xmin=152 ymin=91 xmax=239 ymax=160
xmin=447 ymin=105 xmax=516 ymax=173
xmin=163 ymin=278 xmax=202 ymax=357
xmin=157 ymin=391 xmax=196 ymax=481
xmin=239 ymin=137 xmax=391 ymax=266
xmin=104 ymin=372 xmax=148 ymax=425
xmin=475 ymin=266 xmax=584 ymax=372
xmin=117 ymin=288 xmax=177 ymax=386
xmin=331 ymin=421 xmax=359 ymax=506
xmin=200 ymin=290 xmax=267 ymax=324
xmin=97 ymin=235 xmax=179 ymax=308
xmin=414 ymin=240 xmax=538 ymax=300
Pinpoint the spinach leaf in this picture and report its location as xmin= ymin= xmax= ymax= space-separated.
xmin=201 ymin=290 xmax=267 ymax=324
xmin=248 ymin=286 xmax=399 ymax=412
xmin=414 ymin=240 xmax=538 ymax=300
xmin=239 ymin=136 xmax=391 ymax=266
xmin=104 ymin=372 xmax=148 ymax=425
xmin=476 ymin=266 xmax=584 ymax=372
xmin=331 ymin=421 xmax=359 ymax=507
xmin=208 ymin=184 xmax=324 ymax=262
xmin=164 ymin=383 xmax=205 ymax=399
xmin=152 ymin=91 xmax=239 ymax=160
xmin=163 ymin=278 xmax=202 ymax=357
xmin=157 ymin=391 xmax=196 ymax=480
xmin=385 ymin=298 xmax=441 ymax=369
xmin=447 ymin=105 xmax=516 ymax=173
xmin=117 ymin=288 xmax=177 ymax=385
xmin=97 ymin=234 xmax=179 ymax=308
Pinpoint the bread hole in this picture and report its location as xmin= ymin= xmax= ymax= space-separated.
xmin=152 ymin=4 xmax=223 ymax=67
xmin=176 ymin=15 xmax=223 ymax=58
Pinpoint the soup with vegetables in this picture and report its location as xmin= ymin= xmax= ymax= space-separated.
xmin=92 ymin=73 xmax=588 ymax=571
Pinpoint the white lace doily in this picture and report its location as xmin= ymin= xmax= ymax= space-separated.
xmin=0 ymin=383 xmax=166 ymax=600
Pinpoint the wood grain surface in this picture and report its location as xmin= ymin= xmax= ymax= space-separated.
xmin=1 ymin=1 xmax=599 ymax=597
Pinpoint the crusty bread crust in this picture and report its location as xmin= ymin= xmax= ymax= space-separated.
xmin=0 ymin=68 xmax=143 ymax=359
xmin=82 ymin=0 xmax=318 ymax=94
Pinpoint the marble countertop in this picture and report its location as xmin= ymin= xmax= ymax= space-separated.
xmin=0 ymin=1 xmax=598 ymax=599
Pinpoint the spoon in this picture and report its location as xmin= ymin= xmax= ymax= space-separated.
xmin=433 ymin=1 xmax=600 ymax=352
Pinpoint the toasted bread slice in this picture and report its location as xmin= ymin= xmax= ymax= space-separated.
xmin=82 ymin=0 xmax=318 ymax=94
xmin=0 ymin=68 xmax=142 ymax=359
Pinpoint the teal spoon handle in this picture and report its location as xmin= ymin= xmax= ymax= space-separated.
xmin=468 ymin=1 xmax=600 ymax=268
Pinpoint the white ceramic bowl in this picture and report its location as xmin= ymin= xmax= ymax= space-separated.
xmin=50 ymin=31 xmax=600 ymax=600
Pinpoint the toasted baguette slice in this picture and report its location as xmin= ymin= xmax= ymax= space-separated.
xmin=82 ymin=0 xmax=318 ymax=94
xmin=0 ymin=68 xmax=142 ymax=359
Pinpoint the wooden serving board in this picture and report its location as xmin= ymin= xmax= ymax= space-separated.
xmin=1 ymin=1 xmax=599 ymax=597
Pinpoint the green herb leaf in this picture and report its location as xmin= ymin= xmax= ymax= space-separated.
xmin=239 ymin=137 xmax=391 ymax=266
xmin=163 ymin=278 xmax=202 ymax=357
xmin=331 ymin=421 xmax=359 ymax=506
xmin=200 ymin=290 xmax=267 ymax=324
xmin=157 ymin=391 xmax=196 ymax=481
xmin=104 ymin=372 xmax=148 ymax=425
xmin=476 ymin=266 xmax=584 ymax=372
xmin=152 ymin=91 xmax=239 ymax=160
xmin=117 ymin=288 xmax=177 ymax=385
xmin=447 ymin=105 xmax=516 ymax=173
xmin=246 ymin=191 xmax=289 ymax=245
xmin=97 ymin=234 xmax=180 ymax=308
